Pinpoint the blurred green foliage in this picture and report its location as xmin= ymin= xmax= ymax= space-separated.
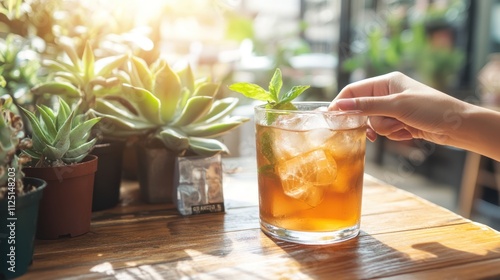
xmin=0 ymin=34 xmax=44 ymax=106
xmin=343 ymin=0 xmax=466 ymax=90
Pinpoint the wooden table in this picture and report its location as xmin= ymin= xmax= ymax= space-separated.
xmin=21 ymin=157 xmax=500 ymax=279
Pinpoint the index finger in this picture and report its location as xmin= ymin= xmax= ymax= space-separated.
xmin=335 ymin=72 xmax=400 ymax=100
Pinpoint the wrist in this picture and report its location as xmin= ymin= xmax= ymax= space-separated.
xmin=453 ymin=103 xmax=500 ymax=161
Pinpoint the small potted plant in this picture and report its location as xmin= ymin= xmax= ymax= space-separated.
xmin=92 ymin=56 xmax=249 ymax=203
xmin=0 ymin=94 xmax=46 ymax=279
xmin=31 ymin=36 xmax=128 ymax=211
xmin=20 ymin=97 xmax=100 ymax=239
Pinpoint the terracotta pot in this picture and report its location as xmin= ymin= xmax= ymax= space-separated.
xmin=91 ymin=141 xmax=125 ymax=211
xmin=136 ymin=144 xmax=176 ymax=204
xmin=23 ymin=155 xmax=98 ymax=239
xmin=0 ymin=177 xmax=46 ymax=279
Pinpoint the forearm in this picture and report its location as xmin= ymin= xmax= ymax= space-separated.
xmin=450 ymin=104 xmax=500 ymax=162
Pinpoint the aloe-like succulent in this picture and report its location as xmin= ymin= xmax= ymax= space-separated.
xmin=31 ymin=36 xmax=127 ymax=114
xmin=20 ymin=97 xmax=100 ymax=167
xmin=0 ymin=95 xmax=32 ymax=199
xmin=91 ymin=56 xmax=249 ymax=156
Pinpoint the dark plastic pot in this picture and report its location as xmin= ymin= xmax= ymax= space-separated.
xmin=91 ymin=141 xmax=125 ymax=211
xmin=23 ymin=155 xmax=98 ymax=240
xmin=122 ymin=141 xmax=139 ymax=180
xmin=136 ymin=144 xmax=176 ymax=204
xmin=0 ymin=177 xmax=46 ymax=279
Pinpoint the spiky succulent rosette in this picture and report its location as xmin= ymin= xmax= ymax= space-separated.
xmin=90 ymin=57 xmax=249 ymax=156
xmin=30 ymin=36 xmax=127 ymax=115
xmin=20 ymin=98 xmax=100 ymax=167
xmin=30 ymin=37 xmax=248 ymax=155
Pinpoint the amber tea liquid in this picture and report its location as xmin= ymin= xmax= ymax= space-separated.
xmin=254 ymin=103 xmax=366 ymax=244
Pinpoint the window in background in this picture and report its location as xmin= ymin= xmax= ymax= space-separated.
xmin=229 ymin=0 xmax=341 ymax=102
xmin=344 ymin=0 xmax=471 ymax=95
xmin=490 ymin=0 xmax=500 ymax=53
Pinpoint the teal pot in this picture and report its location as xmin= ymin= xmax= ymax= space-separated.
xmin=91 ymin=141 xmax=126 ymax=211
xmin=136 ymin=144 xmax=176 ymax=204
xmin=23 ymin=155 xmax=98 ymax=240
xmin=0 ymin=177 xmax=46 ymax=279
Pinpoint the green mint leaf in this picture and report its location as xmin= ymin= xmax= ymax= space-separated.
xmin=272 ymin=102 xmax=297 ymax=110
xmin=228 ymin=83 xmax=274 ymax=102
xmin=279 ymin=85 xmax=310 ymax=104
xmin=264 ymin=102 xmax=297 ymax=125
xmin=261 ymin=130 xmax=275 ymax=164
xmin=257 ymin=131 xmax=280 ymax=179
xmin=258 ymin=164 xmax=279 ymax=179
xmin=229 ymin=68 xmax=309 ymax=107
xmin=268 ymin=68 xmax=282 ymax=102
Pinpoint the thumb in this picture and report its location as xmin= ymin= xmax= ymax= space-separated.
xmin=331 ymin=96 xmax=395 ymax=116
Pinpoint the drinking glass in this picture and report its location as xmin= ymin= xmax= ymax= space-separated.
xmin=254 ymin=102 xmax=367 ymax=245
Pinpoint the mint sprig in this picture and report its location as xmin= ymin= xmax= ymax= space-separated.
xmin=228 ymin=68 xmax=310 ymax=108
xmin=229 ymin=69 xmax=310 ymax=175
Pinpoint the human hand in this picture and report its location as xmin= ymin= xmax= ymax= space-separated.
xmin=329 ymin=72 xmax=469 ymax=146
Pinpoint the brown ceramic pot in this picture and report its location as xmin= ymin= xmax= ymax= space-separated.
xmin=23 ymin=155 xmax=98 ymax=239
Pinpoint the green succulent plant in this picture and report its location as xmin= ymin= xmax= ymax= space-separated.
xmin=91 ymin=56 xmax=249 ymax=156
xmin=20 ymin=97 xmax=101 ymax=167
xmin=0 ymin=94 xmax=32 ymax=199
xmin=31 ymin=36 xmax=127 ymax=114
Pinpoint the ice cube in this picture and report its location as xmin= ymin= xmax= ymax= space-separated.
xmin=274 ymin=111 xmax=329 ymax=131
xmin=307 ymin=128 xmax=335 ymax=147
xmin=299 ymin=114 xmax=330 ymax=130
xmin=271 ymin=129 xmax=310 ymax=161
xmin=271 ymin=113 xmax=332 ymax=161
xmin=324 ymin=111 xmax=365 ymax=130
xmin=327 ymin=128 xmax=365 ymax=159
xmin=281 ymin=181 xmax=325 ymax=207
xmin=277 ymin=149 xmax=337 ymax=207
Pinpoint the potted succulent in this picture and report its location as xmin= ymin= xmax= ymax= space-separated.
xmin=20 ymin=97 xmax=100 ymax=239
xmin=31 ymin=36 xmax=128 ymax=211
xmin=0 ymin=94 xmax=46 ymax=279
xmin=91 ymin=56 xmax=249 ymax=203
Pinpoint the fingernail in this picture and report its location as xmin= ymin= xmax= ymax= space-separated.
xmin=335 ymin=99 xmax=357 ymax=111
xmin=395 ymin=129 xmax=413 ymax=140
xmin=367 ymin=128 xmax=377 ymax=142
xmin=385 ymin=119 xmax=405 ymax=131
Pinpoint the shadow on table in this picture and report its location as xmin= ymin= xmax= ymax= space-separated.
xmin=270 ymin=231 xmax=408 ymax=278
xmin=273 ymin=231 xmax=500 ymax=279
xmin=86 ymin=228 xmax=500 ymax=279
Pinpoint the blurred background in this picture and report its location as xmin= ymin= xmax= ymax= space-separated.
xmin=1 ymin=0 xmax=499 ymax=228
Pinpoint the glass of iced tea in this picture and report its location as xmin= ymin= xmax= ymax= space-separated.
xmin=254 ymin=102 xmax=367 ymax=245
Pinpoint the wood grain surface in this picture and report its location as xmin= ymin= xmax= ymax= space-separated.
xmin=20 ymin=157 xmax=500 ymax=279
